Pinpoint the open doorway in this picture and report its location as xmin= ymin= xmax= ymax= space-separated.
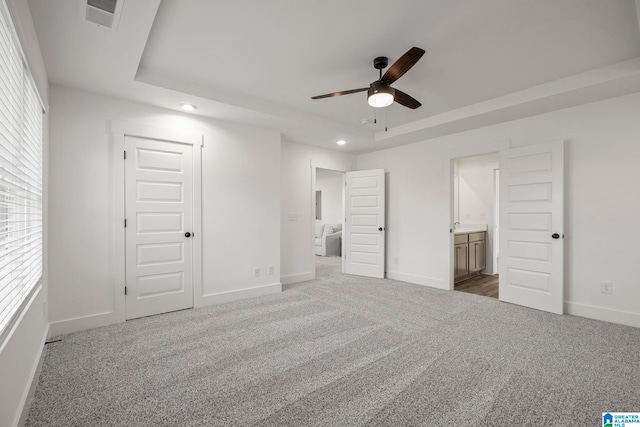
xmin=314 ymin=168 xmax=345 ymax=276
xmin=452 ymin=153 xmax=499 ymax=298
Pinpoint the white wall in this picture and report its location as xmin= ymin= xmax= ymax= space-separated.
xmin=316 ymin=170 xmax=343 ymax=225
xmin=280 ymin=141 xmax=355 ymax=284
xmin=0 ymin=1 xmax=49 ymax=426
xmin=48 ymin=85 xmax=281 ymax=336
xmin=358 ymin=91 xmax=640 ymax=328
xmin=456 ymin=153 xmax=499 ymax=274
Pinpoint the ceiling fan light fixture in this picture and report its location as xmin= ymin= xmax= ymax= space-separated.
xmin=367 ymin=82 xmax=395 ymax=108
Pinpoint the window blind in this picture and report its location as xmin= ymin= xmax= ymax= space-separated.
xmin=0 ymin=2 xmax=43 ymax=338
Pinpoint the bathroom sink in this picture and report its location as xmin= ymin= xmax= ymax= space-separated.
xmin=454 ymin=228 xmax=486 ymax=234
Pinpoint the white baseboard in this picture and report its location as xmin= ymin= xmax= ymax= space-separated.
xmin=48 ymin=311 xmax=118 ymax=338
xmin=50 ymin=283 xmax=284 ymax=337
xmin=280 ymin=272 xmax=314 ymax=285
xmin=565 ymin=302 xmax=640 ymax=328
xmin=386 ymin=270 xmax=447 ymax=289
xmin=198 ymin=282 xmax=282 ymax=306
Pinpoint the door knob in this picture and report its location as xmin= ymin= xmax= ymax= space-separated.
xmin=551 ymin=233 xmax=560 ymax=239
xmin=185 ymin=232 xmax=192 ymax=238
xmin=378 ymin=227 xmax=383 ymax=231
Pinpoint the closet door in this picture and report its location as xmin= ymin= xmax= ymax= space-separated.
xmin=125 ymin=136 xmax=194 ymax=319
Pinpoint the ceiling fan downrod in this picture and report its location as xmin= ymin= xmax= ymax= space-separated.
xmin=373 ymin=56 xmax=388 ymax=80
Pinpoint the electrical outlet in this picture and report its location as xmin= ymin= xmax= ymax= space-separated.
xmin=289 ymin=212 xmax=298 ymax=221
xmin=479 ymin=212 xmax=486 ymax=220
xmin=254 ymin=267 xmax=261 ymax=278
xmin=268 ymin=265 xmax=274 ymax=275
xmin=601 ymin=281 xmax=613 ymax=294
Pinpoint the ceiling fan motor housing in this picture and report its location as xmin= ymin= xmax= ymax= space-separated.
xmin=369 ymin=81 xmax=394 ymax=95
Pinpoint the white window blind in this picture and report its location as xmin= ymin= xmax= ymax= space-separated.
xmin=0 ymin=2 xmax=43 ymax=338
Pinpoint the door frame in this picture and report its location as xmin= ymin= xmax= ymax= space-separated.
xmin=110 ymin=120 xmax=203 ymax=323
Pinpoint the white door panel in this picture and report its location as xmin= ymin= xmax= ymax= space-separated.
xmin=344 ymin=169 xmax=385 ymax=278
xmin=125 ymin=136 xmax=194 ymax=319
xmin=499 ymin=141 xmax=564 ymax=314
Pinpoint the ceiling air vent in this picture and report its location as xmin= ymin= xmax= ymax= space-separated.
xmin=82 ymin=0 xmax=125 ymax=30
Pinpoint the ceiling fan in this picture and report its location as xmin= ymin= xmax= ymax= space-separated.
xmin=311 ymin=47 xmax=425 ymax=109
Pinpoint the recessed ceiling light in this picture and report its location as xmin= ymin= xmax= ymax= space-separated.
xmin=336 ymin=139 xmax=348 ymax=146
xmin=180 ymin=103 xmax=197 ymax=112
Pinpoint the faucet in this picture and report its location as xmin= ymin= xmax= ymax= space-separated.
xmin=453 ymin=221 xmax=460 ymax=229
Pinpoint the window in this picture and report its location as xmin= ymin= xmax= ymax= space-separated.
xmin=0 ymin=2 xmax=44 ymax=338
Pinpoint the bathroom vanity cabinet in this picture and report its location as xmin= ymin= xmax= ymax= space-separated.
xmin=454 ymin=231 xmax=486 ymax=282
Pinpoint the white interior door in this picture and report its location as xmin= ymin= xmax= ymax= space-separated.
xmin=499 ymin=140 xmax=564 ymax=314
xmin=344 ymin=169 xmax=385 ymax=278
xmin=125 ymin=136 xmax=194 ymax=319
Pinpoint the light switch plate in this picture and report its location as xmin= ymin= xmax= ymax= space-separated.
xmin=600 ymin=281 xmax=613 ymax=294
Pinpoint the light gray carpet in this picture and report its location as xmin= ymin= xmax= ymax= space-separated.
xmin=27 ymin=256 xmax=640 ymax=426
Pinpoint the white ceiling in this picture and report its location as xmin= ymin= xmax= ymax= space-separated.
xmin=28 ymin=0 xmax=640 ymax=153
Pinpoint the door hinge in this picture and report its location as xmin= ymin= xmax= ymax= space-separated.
xmin=124 ymin=150 xmax=126 ymax=160
xmin=124 ymin=219 xmax=127 ymax=228
xmin=124 ymin=286 xmax=127 ymax=296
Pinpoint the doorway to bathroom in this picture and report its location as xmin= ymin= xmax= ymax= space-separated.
xmin=452 ymin=153 xmax=500 ymax=299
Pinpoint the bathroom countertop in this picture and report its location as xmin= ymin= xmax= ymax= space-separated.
xmin=453 ymin=227 xmax=487 ymax=234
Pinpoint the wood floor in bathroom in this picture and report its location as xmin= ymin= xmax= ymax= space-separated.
xmin=454 ymin=274 xmax=499 ymax=299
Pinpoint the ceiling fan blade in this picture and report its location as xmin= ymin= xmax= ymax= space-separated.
xmin=394 ymin=89 xmax=421 ymax=109
xmin=311 ymin=87 xmax=368 ymax=100
xmin=381 ymin=47 xmax=425 ymax=85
